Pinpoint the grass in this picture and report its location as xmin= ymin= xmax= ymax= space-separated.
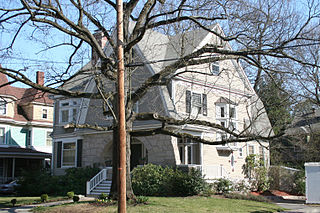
xmin=0 ymin=195 xmax=66 ymax=208
xmin=32 ymin=196 xmax=285 ymax=213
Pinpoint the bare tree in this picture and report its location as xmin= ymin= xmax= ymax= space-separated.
xmin=1 ymin=0 xmax=320 ymax=199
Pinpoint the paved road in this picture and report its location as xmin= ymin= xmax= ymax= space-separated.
xmin=275 ymin=199 xmax=320 ymax=213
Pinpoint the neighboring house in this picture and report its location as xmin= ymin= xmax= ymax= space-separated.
xmin=276 ymin=108 xmax=320 ymax=165
xmin=0 ymin=71 xmax=53 ymax=183
xmin=52 ymin=24 xmax=272 ymax=186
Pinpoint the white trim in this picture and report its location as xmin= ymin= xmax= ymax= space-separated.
xmin=0 ymin=125 xmax=7 ymax=145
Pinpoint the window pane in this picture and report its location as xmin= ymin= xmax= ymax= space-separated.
xmin=42 ymin=109 xmax=48 ymax=119
xmin=230 ymin=107 xmax=236 ymax=118
xmin=0 ymin=128 xmax=4 ymax=144
xmin=72 ymin=108 xmax=77 ymax=122
xmin=63 ymin=142 xmax=76 ymax=166
xmin=61 ymin=110 xmax=69 ymax=122
xmin=220 ymin=107 xmax=225 ymax=117
xmin=211 ymin=62 xmax=219 ymax=75
xmin=0 ymin=101 xmax=6 ymax=115
xmin=249 ymin=146 xmax=254 ymax=155
xmin=188 ymin=146 xmax=192 ymax=164
xmin=192 ymin=93 xmax=201 ymax=106
xmin=46 ymin=132 xmax=52 ymax=146
xmin=63 ymin=143 xmax=76 ymax=149
xmin=179 ymin=146 xmax=184 ymax=164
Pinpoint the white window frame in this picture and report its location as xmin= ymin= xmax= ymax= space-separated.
xmin=0 ymin=126 xmax=6 ymax=144
xmin=211 ymin=61 xmax=220 ymax=75
xmin=62 ymin=141 xmax=77 ymax=168
xmin=248 ymin=145 xmax=255 ymax=155
xmin=216 ymin=103 xmax=238 ymax=145
xmin=59 ymin=99 xmax=79 ymax=124
xmin=191 ymin=92 xmax=202 ymax=115
xmin=238 ymin=147 xmax=243 ymax=158
xmin=26 ymin=129 xmax=32 ymax=147
xmin=178 ymin=138 xmax=199 ymax=165
xmin=0 ymin=99 xmax=7 ymax=115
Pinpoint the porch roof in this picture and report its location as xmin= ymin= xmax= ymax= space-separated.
xmin=0 ymin=147 xmax=51 ymax=159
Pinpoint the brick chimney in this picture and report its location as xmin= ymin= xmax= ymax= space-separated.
xmin=36 ymin=71 xmax=44 ymax=85
xmin=92 ymin=30 xmax=108 ymax=65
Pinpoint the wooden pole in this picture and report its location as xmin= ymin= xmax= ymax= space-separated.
xmin=116 ymin=0 xmax=126 ymax=212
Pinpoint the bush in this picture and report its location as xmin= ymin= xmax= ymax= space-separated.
xmin=224 ymin=192 xmax=271 ymax=203
xmin=11 ymin=199 xmax=17 ymax=207
xmin=293 ymin=171 xmax=305 ymax=195
xmin=171 ymin=168 xmax=206 ymax=196
xmin=73 ymin=195 xmax=80 ymax=202
xmin=135 ymin=196 xmax=149 ymax=204
xmin=213 ymin=178 xmax=233 ymax=194
xmin=132 ymin=164 xmax=206 ymax=196
xmin=40 ymin=194 xmax=48 ymax=202
xmin=98 ymin=193 xmax=108 ymax=200
xmin=67 ymin=191 xmax=75 ymax=199
xmin=16 ymin=167 xmax=100 ymax=196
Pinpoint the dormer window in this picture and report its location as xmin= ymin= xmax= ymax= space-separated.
xmin=59 ymin=99 xmax=79 ymax=123
xmin=211 ymin=61 xmax=220 ymax=75
xmin=0 ymin=99 xmax=7 ymax=115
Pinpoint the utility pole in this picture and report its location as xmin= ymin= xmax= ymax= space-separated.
xmin=116 ymin=0 xmax=126 ymax=212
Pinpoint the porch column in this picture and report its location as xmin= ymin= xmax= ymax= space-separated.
xmin=12 ymin=158 xmax=15 ymax=179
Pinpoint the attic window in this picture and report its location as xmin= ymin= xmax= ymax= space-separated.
xmin=42 ymin=109 xmax=48 ymax=119
xmin=211 ymin=61 xmax=220 ymax=75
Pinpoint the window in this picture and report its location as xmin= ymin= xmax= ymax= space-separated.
xmin=239 ymin=147 xmax=243 ymax=157
xmin=62 ymin=142 xmax=76 ymax=167
xmin=0 ymin=128 xmax=5 ymax=144
xmin=230 ymin=106 xmax=236 ymax=119
xmin=26 ymin=130 xmax=32 ymax=147
xmin=211 ymin=61 xmax=220 ymax=75
xmin=178 ymin=138 xmax=200 ymax=165
xmin=249 ymin=145 xmax=255 ymax=155
xmin=186 ymin=91 xmax=207 ymax=116
xmin=59 ymin=99 xmax=79 ymax=123
xmin=42 ymin=109 xmax=48 ymax=119
xmin=259 ymin=146 xmax=265 ymax=164
xmin=46 ymin=131 xmax=52 ymax=146
xmin=0 ymin=100 xmax=6 ymax=115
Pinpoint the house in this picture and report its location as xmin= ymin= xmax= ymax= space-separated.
xmin=0 ymin=71 xmax=53 ymax=183
xmin=51 ymin=24 xmax=272 ymax=194
xmin=274 ymin=108 xmax=320 ymax=165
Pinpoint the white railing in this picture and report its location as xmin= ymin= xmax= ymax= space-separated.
xmin=86 ymin=167 xmax=112 ymax=195
xmin=202 ymin=165 xmax=229 ymax=180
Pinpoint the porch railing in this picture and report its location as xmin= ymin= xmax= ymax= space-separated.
xmin=202 ymin=165 xmax=229 ymax=180
xmin=86 ymin=167 xmax=112 ymax=195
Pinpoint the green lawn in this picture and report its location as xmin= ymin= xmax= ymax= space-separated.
xmin=33 ymin=196 xmax=285 ymax=213
xmin=0 ymin=196 xmax=66 ymax=208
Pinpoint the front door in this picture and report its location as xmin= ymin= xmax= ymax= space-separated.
xmin=131 ymin=143 xmax=143 ymax=170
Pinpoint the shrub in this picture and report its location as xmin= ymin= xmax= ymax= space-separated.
xmin=98 ymin=193 xmax=108 ymax=200
xmin=73 ymin=195 xmax=80 ymax=202
xmin=200 ymin=183 xmax=216 ymax=197
xmin=16 ymin=167 xmax=100 ymax=196
xmin=213 ymin=178 xmax=233 ymax=194
xmin=67 ymin=191 xmax=75 ymax=199
xmin=293 ymin=171 xmax=305 ymax=195
xmin=135 ymin=196 xmax=149 ymax=204
xmin=234 ymin=180 xmax=250 ymax=193
xmin=132 ymin=164 xmax=168 ymax=196
xmin=11 ymin=199 xmax=17 ymax=207
xmin=132 ymin=164 xmax=206 ymax=196
xmin=171 ymin=168 xmax=206 ymax=196
xmin=40 ymin=194 xmax=48 ymax=202
xmin=224 ymin=192 xmax=271 ymax=203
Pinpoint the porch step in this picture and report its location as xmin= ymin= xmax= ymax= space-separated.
xmin=87 ymin=169 xmax=112 ymax=197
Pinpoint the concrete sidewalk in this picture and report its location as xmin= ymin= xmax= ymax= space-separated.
xmin=0 ymin=196 xmax=95 ymax=213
